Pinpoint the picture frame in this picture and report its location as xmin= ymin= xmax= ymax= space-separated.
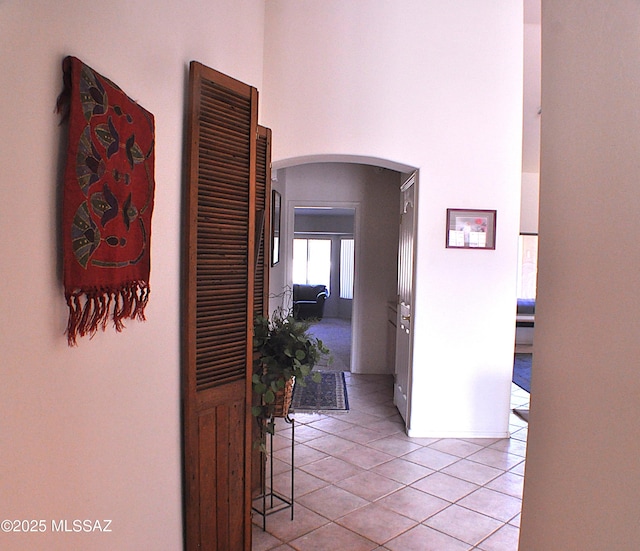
xmin=446 ymin=209 xmax=497 ymax=249
xmin=271 ymin=190 xmax=281 ymax=266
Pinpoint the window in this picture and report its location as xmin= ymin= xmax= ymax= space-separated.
xmin=340 ymin=238 xmax=354 ymax=299
xmin=517 ymin=234 xmax=538 ymax=299
xmin=293 ymin=238 xmax=331 ymax=293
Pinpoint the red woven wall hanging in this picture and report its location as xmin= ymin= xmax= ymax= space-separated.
xmin=57 ymin=56 xmax=155 ymax=346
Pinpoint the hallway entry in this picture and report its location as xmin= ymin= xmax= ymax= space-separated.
xmin=281 ymin=162 xmax=411 ymax=377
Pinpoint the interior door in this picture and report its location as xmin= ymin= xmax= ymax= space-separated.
xmin=394 ymin=172 xmax=416 ymax=425
xmin=182 ymin=61 xmax=258 ymax=551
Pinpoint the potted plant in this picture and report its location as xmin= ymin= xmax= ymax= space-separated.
xmin=252 ymin=305 xmax=329 ymax=445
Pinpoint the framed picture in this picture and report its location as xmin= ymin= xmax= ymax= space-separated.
xmin=446 ymin=209 xmax=497 ymax=249
xmin=271 ymin=190 xmax=281 ymax=266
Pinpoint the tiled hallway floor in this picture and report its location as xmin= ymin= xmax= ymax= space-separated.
xmin=252 ymin=373 xmax=529 ymax=551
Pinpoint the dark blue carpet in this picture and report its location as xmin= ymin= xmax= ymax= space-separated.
xmin=513 ymin=353 xmax=532 ymax=393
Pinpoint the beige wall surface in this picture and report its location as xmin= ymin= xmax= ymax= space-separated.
xmin=0 ymin=1 xmax=265 ymax=549
xmin=521 ymin=172 xmax=540 ymax=234
xmin=263 ymin=0 xmax=524 ymax=437
xmin=1 ymin=1 xmax=535 ymax=548
xmin=519 ymin=1 xmax=640 ymax=549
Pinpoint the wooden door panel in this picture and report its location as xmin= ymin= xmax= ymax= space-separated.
xmin=198 ymin=394 xmax=246 ymax=550
xmin=183 ymin=61 xmax=257 ymax=551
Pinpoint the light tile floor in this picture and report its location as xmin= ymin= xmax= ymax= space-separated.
xmin=252 ymin=373 xmax=530 ymax=551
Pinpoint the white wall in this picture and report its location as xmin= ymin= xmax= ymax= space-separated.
xmin=522 ymin=15 xmax=541 ymax=174
xmin=0 ymin=2 xmax=265 ymax=549
xmin=277 ymin=163 xmax=400 ymax=375
xmin=521 ymin=9 xmax=541 ymax=235
xmin=520 ymin=172 xmax=540 ymax=233
xmin=519 ymin=2 xmax=640 ymax=548
xmin=263 ymin=1 xmax=523 ymax=437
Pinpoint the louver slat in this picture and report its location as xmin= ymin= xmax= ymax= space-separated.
xmin=254 ymin=127 xmax=271 ymax=320
xmin=194 ymin=81 xmax=251 ymax=392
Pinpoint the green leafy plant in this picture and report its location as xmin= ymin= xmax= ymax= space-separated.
xmin=252 ymin=306 xmax=329 ymax=444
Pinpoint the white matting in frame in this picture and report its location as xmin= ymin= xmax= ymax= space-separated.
xmin=446 ymin=209 xmax=496 ymax=249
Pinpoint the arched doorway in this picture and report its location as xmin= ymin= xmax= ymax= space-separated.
xmin=269 ymin=158 xmax=418 ymax=381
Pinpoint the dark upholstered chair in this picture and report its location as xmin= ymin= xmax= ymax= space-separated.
xmin=293 ymin=284 xmax=329 ymax=320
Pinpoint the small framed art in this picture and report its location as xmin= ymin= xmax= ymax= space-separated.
xmin=446 ymin=209 xmax=496 ymax=249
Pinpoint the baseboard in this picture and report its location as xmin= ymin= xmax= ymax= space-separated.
xmin=406 ymin=428 xmax=511 ymax=439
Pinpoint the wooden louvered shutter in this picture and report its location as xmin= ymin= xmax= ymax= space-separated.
xmin=182 ymin=61 xmax=258 ymax=551
xmin=254 ymin=126 xmax=271 ymax=320
xmin=251 ymin=125 xmax=272 ymax=496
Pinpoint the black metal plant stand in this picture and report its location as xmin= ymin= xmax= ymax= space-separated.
xmin=251 ymin=414 xmax=295 ymax=531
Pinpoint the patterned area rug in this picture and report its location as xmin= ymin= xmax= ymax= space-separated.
xmin=290 ymin=371 xmax=349 ymax=413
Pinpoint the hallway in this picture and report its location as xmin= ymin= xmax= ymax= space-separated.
xmin=307 ymin=317 xmax=352 ymax=372
xmin=252 ymin=374 xmax=529 ymax=550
